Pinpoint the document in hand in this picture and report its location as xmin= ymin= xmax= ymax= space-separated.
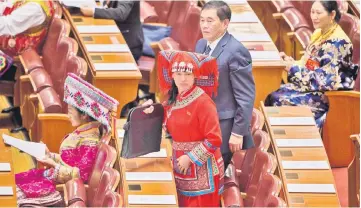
xmin=121 ymin=103 xmax=164 ymax=159
xmin=2 ymin=134 xmax=45 ymax=159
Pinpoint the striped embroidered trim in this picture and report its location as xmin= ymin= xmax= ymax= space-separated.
xmin=172 ymin=87 xmax=204 ymax=110
xmin=187 ymin=142 xmax=213 ymax=166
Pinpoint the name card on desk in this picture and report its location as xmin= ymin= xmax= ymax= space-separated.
xmin=282 ymin=161 xmax=329 ymax=170
xmin=287 ymin=184 xmax=336 ymax=193
xmin=269 ymin=117 xmax=316 ymax=126
xmin=139 ymin=148 xmax=167 ymax=158
xmin=125 ymin=172 xmax=173 ymax=181
xmin=0 ymin=163 xmax=11 ymax=172
xmin=250 ymin=51 xmax=281 ymax=61
xmin=233 ymin=33 xmax=272 ymax=42
xmin=76 ymin=25 xmax=120 ymax=34
xmin=231 ymin=13 xmax=258 ymax=23
xmin=128 ymin=195 xmax=177 ymax=205
xmin=276 ymin=139 xmax=323 ymax=148
xmin=85 ymin=44 xmax=130 ymax=53
xmin=0 ymin=187 xmax=13 ymax=196
xmin=94 ymin=63 xmax=138 ymax=71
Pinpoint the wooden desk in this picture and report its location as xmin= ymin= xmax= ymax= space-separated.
xmin=62 ymin=11 xmax=142 ymax=117
xmin=116 ymin=119 xmax=178 ymax=207
xmin=0 ymin=129 xmax=17 ymax=207
xmin=261 ymin=104 xmax=340 ymax=207
xmin=349 ymin=134 xmax=360 ymax=207
xmin=227 ymin=2 xmax=285 ymax=108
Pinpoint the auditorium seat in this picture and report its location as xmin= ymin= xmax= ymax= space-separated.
xmin=271 ymin=0 xmax=294 ymax=13
xmin=140 ymin=1 xmax=159 ymax=23
xmin=222 ymin=164 xmax=244 ymax=207
xmin=146 ymin=0 xmax=174 ymax=23
xmin=232 ymin=129 xmax=271 ymax=182
xmin=67 ymin=167 xmax=120 ymax=207
xmin=251 ymin=108 xmax=265 ymax=134
xmin=102 ymin=191 xmax=122 ymax=207
xmin=244 ymin=173 xmax=285 ymax=207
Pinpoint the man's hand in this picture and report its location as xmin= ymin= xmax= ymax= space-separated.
xmin=80 ymin=7 xmax=94 ymax=17
xmin=229 ymin=134 xmax=243 ymax=153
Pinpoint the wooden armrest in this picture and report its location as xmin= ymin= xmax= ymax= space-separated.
xmin=240 ymin=192 xmax=247 ymax=199
xmin=38 ymin=113 xmax=71 ymax=121
xmin=19 ymin=75 xmax=30 ymax=82
xmin=325 ymin=90 xmax=360 ymax=98
xmin=272 ymin=12 xmax=283 ymax=20
xmin=299 ymin=51 xmax=305 ymax=55
xmin=287 ymin=32 xmax=295 ymax=38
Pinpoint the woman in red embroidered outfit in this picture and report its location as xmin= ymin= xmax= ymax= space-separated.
xmin=144 ymin=50 xmax=224 ymax=207
xmin=15 ymin=73 xmax=119 ymax=207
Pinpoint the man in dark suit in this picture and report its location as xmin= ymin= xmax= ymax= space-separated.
xmin=81 ymin=1 xmax=144 ymax=62
xmin=195 ymin=1 xmax=255 ymax=168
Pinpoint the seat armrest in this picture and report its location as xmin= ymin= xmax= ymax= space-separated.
xmin=65 ymin=178 xmax=87 ymax=206
xmin=19 ymin=48 xmax=44 ymax=74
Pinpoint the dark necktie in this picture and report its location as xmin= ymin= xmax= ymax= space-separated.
xmin=204 ymin=45 xmax=211 ymax=55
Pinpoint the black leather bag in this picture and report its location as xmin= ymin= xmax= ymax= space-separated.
xmin=120 ymin=103 xmax=164 ymax=158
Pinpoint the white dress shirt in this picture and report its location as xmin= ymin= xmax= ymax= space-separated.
xmin=0 ymin=2 xmax=46 ymax=36
xmin=206 ymin=31 xmax=227 ymax=56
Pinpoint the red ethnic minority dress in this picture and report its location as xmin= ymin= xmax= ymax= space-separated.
xmin=0 ymin=0 xmax=54 ymax=56
xmin=164 ymin=86 xmax=224 ymax=207
xmin=15 ymin=121 xmax=101 ymax=207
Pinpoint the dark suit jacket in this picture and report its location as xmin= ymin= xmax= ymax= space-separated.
xmin=94 ymin=1 xmax=144 ymax=50
xmin=195 ymin=32 xmax=255 ymax=154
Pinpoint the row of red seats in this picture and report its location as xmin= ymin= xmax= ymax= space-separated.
xmin=222 ymin=109 xmax=287 ymax=207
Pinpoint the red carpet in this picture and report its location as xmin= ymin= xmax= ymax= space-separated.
xmin=332 ymin=167 xmax=348 ymax=207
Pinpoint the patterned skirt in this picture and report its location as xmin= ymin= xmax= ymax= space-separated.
xmin=16 ymin=186 xmax=63 ymax=207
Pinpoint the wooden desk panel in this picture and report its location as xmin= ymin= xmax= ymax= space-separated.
xmin=80 ymin=34 xmax=126 ymax=45
xmin=126 ymin=182 xmax=177 ymax=195
xmin=289 ymin=193 xmax=340 ymax=207
xmin=264 ymin=106 xmax=314 ymax=117
xmin=271 ymin=126 xmax=321 ymax=139
xmin=0 ymin=129 xmax=17 ymax=207
xmin=279 ymin=148 xmax=328 ymax=161
xmin=284 ymin=170 xmax=335 ymax=184
xmin=71 ymin=16 xmax=115 ymax=25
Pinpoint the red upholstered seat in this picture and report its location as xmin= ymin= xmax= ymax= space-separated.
xmin=38 ymin=87 xmax=62 ymax=113
xmin=282 ymin=8 xmax=311 ymax=31
xmin=90 ymin=167 xmax=120 ymax=207
xmin=102 ymin=191 xmax=122 ymax=207
xmin=223 ymin=164 xmax=244 ymax=207
xmin=140 ymin=1 xmax=159 ymax=23
xmin=251 ymin=108 xmax=265 ymax=135
xmin=271 ymin=0 xmax=294 ymax=13
xmin=294 ymin=27 xmax=313 ymax=49
xmin=245 ymin=174 xmax=285 ymax=207
xmin=146 ymin=0 xmax=174 ymax=24
xmin=232 ymin=130 xmax=271 ymax=187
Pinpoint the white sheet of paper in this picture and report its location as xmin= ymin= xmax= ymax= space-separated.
xmin=276 ymin=139 xmax=323 ymax=147
xmin=117 ymin=129 xmax=125 ymax=138
xmin=61 ymin=0 xmax=97 ymax=8
xmin=231 ymin=13 xmax=259 ymax=23
xmin=0 ymin=187 xmax=13 ymax=196
xmin=282 ymin=161 xmax=329 ymax=170
xmin=125 ymin=172 xmax=173 ymax=181
xmin=250 ymin=51 xmax=281 ymax=60
xmin=85 ymin=44 xmax=130 ymax=53
xmin=233 ymin=33 xmax=271 ymax=42
xmin=76 ymin=25 xmax=120 ymax=34
xmin=94 ymin=63 xmax=138 ymax=71
xmin=128 ymin=195 xmax=177 ymax=205
xmin=139 ymin=148 xmax=167 ymax=158
xmin=269 ymin=117 xmax=316 ymax=126
xmin=2 ymin=134 xmax=45 ymax=159
xmin=0 ymin=163 xmax=11 ymax=172
xmin=287 ymin=184 xmax=336 ymax=193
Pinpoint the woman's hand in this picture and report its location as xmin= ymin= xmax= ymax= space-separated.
xmin=177 ymin=155 xmax=192 ymax=175
xmin=37 ymin=156 xmax=57 ymax=168
xmin=142 ymin=99 xmax=154 ymax=114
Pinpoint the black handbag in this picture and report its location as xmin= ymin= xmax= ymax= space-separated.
xmin=120 ymin=103 xmax=164 ymax=158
